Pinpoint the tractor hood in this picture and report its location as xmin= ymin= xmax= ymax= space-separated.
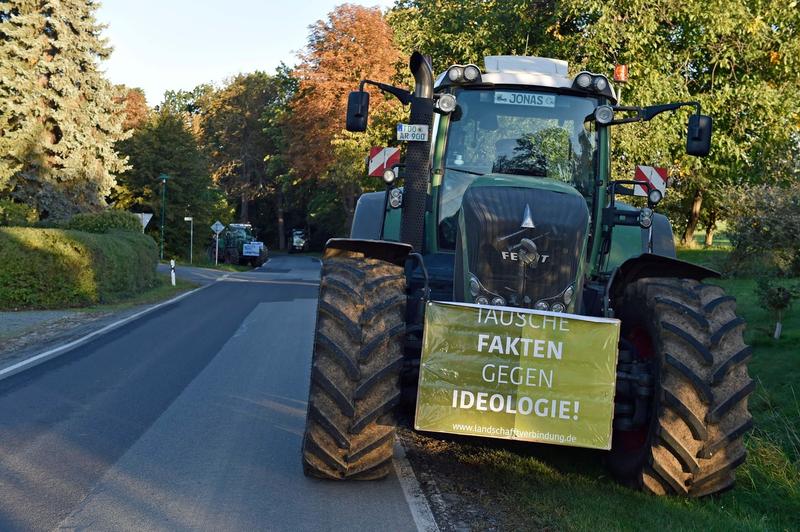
xmin=454 ymin=174 xmax=590 ymax=312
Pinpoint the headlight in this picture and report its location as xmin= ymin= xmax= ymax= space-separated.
xmin=534 ymin=301 xmax=549 ymax=311
xmin=593 ymin=75 xmax=609 ymax=92
xmin=389 ymin=188 xmax=403 ymax=209
xmin=648 ymin=188 xmax=663 ymax=205
xmin=575 ymin=72 xmax=593 ymax=89
xmin=476 ymin=296 xmax=489 ymax=305
xmin=594 ymin=105 xmax=615 ymax=125
xmin=469 ymin=276 xmax=481 ymax=297
xmin=382 ymin=168 xmax=396 ymax=184
xmin=436 ymin=93 xmax=457 ymax=114
xmin=447 ymin=66 xmax=464 ymax=82
xmin=551 ymin=303 xmax=566 ymax=313
xmin=639 ymin=207 xmax=654 ymax=228
xmin=563 ymin=285 xmax=574 ymax=305
xmin=491 ymin=296 xmax=505 ymax=306
xmin=463 ymin=65 xmax=481 ymax=82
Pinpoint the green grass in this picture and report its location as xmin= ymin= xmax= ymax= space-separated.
xmin=76 ymin=273 xmax=197 ymax=313
xmin=411 ymin=245 xmax=799 ymax=531
xmin=161 ymin=259 xmax=252 ymax=272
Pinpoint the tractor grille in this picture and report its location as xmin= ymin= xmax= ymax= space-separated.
xmin=457 ymin=185 xmax=589 ymax=308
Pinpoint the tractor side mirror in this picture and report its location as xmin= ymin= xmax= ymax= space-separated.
xmin=686 ymin=114 xmax=712 ymax=156
xmin=346 ymin=91 xmax=370 ymax=132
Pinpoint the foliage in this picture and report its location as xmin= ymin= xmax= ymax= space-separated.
xmin=388 ymin=0 xmax=800 ymax=245
xmin=0 ymin=227 xmax=157 ymax=310
xmin=113 ymin=108 xmax=232 ymax=259
xmin=0 ymin=0 xmax=129 ymax=219
xmin=65 ymin=209 xmax=141 ymax=234
xmin=756 ymin=278 xmax=800 ymax=323
xmin=115 ymin=86 xmax=151 ymax=131
xmin=286 ymin=4 xmax=404 ymax=227
xmin=727 ymin=183 xmax=800 ymax=276
xmin=0 ymin=198 xmax=37 ymax=226
xmin=200 ymin=72 xmax=284 ymax=223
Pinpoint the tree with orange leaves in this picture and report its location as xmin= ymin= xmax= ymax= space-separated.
xmin=286 ymin=4 xmax=405 ymax=227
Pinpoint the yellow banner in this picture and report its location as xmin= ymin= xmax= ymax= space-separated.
xmin=415 ymin=301 xmax=620 ymax=450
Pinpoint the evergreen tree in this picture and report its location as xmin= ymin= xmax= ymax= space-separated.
xmin=0 ymin=0 xmax=128 ymax=219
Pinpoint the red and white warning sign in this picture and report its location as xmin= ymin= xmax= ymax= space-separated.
xmin=368 ymin=147 xmax=400 ymax=177
xmin=634 ymin=165 xmax=668 ymax=197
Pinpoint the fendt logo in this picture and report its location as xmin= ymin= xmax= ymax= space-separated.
xmin=500 ymin=251 xmax=550 ymax=263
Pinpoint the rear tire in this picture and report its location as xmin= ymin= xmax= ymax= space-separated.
xmin=302 ymin=253 xmax=406 ymax=479
xmin=609 ymin=278 xmax=753 ymax=497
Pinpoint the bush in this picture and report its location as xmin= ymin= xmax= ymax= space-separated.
xmin=65 ymin=210 xmax=142 ymax=234
xmin=0 ymin=227 xmax=158 ymax=310
xmin=727 ymin=184 xmax=800 ymax=276
xmin=0 ymin=199 xmax=38 ymax=227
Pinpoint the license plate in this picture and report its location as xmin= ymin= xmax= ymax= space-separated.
xmin=397 ymin=123 xmax=429 ymax=142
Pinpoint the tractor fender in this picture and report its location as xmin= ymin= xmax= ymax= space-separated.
xmin=606 ymin=253 xmax=720 ymax=308
xmin=350 ymin=192 xmax=386 ymax=240
xmin=324 ymin=238 xmax=412 ymax=267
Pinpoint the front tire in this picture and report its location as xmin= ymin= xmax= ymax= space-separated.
xmin=610 ymin=278 xmax=753 ymax=497
xmin=302 ymin=253 xmax=407 ymax=479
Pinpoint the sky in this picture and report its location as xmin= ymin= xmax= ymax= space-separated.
xmin=96 ymin=0 xmax=395 ymax=105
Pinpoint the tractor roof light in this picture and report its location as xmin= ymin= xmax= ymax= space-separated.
xmin=463 ymin=64 xmax=482 ymax=82
xmin=445 ymin=64 xmax=482 ymax=85
xmin=594 ymin=105 xmax=615 ymax=125
xmin=593 ymin=75 xmax=609 ymax=92
xmin=575 ymin=72 xmax=593 ymax=89
xmin=447 ymin=66 xmax=464 ymax=83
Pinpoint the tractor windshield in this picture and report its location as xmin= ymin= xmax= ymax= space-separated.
xmin=438 ymin=88 xmax=598 ymax=249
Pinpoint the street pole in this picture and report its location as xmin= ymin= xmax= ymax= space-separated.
xmin=158 ymin=174 xmax=170 ymax=260
xmin=215 ymin=233 xmax=219 ymax=265
xmin=184 ymin=216 xmax=194 ymax=264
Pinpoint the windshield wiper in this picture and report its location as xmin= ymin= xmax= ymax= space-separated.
xmin=444 ymin=166 xmax=485 ymax=176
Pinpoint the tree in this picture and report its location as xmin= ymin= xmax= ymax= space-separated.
xmin=0 ymin=0 xmax=129 ymax=219
xmin=113 ymin=108 xmax=230 ymax=259
xmin=200 ymin=72 xmax=278 ymax=223
xmin=115 ymin=86 xmax=150 ymax=131
xmin=286 ymin=4 xmax=404 ymax=229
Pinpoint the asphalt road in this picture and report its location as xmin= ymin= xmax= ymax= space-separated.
xmin=0 ymin=256 xmax=420 ymax=531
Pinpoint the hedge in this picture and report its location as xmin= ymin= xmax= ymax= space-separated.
xmin=0 ymin=227 xmax=158 ymax=310
xmin=65 ymin=210 xmax=142 ymax=233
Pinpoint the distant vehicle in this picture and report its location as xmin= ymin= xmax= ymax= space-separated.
xmin=288 ymin=228 xmax=308 ymax=253
xmin=210 ymin=223 xmax=268 ymax=266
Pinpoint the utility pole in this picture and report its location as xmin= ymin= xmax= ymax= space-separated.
xmin=158 ymin=174 xmax=170 ymax=260
xmin=184 ymin=216 xmax=194 ymax=264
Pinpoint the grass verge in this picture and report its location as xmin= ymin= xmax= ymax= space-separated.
xmin=76 ymin=273 xmax=197 ymax=313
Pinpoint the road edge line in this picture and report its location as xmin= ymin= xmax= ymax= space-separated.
xmin=0 ymin=283 xmax=211 ymax=382
xmin=393 ymin=438 xmax=440 ymax=532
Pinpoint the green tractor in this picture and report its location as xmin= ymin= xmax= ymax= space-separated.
xmin=302 ymin=52 xmax=752 ymax=498
xmin=215 ymin=223 xmax=268 ymax=266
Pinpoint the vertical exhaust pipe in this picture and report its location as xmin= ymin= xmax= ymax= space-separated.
xmin=401 ymin=52 xmax=434 ymax=252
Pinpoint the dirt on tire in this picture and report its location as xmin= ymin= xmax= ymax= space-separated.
xmin=302 ymin=252 xmax=406 ymax=480
xmin=610 ymin=277 xmax=753 ymax=497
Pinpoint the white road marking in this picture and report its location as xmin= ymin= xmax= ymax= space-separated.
xmin=0 ymin=282 xmax=215 ymax=382
xmin=394 ymin=439 xmax=440 ymax=532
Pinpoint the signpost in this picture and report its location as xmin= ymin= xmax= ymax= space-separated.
xmin=415 ymin=301 xmax=620 ymax=450
xmin=211 ymin=220 xmax=225 ymax=265
xmin=158 ymin=174 xmax=170 ymax=260
xmin=133 ymin=212 xmax=153 ymax=232
xmin=184 ymin=216 xmax=193 ymax=264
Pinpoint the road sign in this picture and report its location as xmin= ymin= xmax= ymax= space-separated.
xmin=396 ymin=124 xmax=428 ymax=142
xmin=243 ymin=243 xmax=261 ymax=257
xmin=367 ymin=147 xmax=401 ymax=177
xmin=132 ymin=212 xmax=153 ymax=231
xmin=211 ymin=221 xmax=225 ymax=234
xmin=634 ymin=165 xmax=668 ymax=197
